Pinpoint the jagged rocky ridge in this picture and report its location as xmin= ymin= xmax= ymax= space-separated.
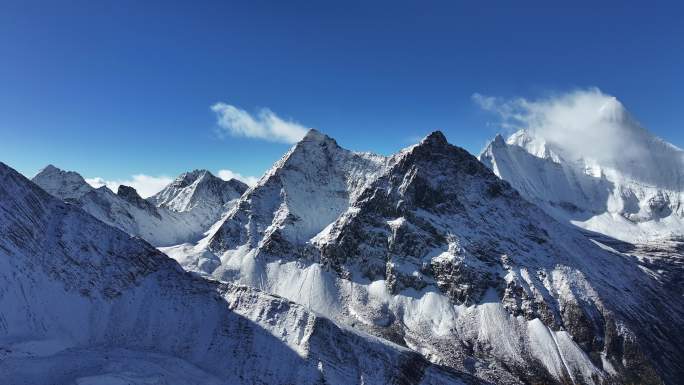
xmin=32 ymin=165 xmax=247 ymax=246
xmin=0 ymin=161 xmax=469 ymax=385
xmin=164 ymin=130 xmax=684 ymax=385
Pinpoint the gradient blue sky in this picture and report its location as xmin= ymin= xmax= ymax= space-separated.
xmin=2 ymin=1 xmax=683 ymax=188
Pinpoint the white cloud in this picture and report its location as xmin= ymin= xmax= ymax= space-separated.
xmin=472 ymin=92 xmax=532 ymax=131
xmin=211 ymin=103 xmax=309 ymax=144
xmin=472 ymin=88 xmax=652 ymax=166
xmin=85 ymin=174 xmax=173 ymax=198
xmin=216 ymin=169 xmax=259 ymax=186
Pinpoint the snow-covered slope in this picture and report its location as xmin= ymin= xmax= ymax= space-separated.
xmin=31 ymin=166 xmax=245 ymax=246
xmin=164 ymin=130 xmax=684 ymax=385
xmin=479 ymin=97 xmax=684 ymax=243
xmin=0 ymin=161 xmax=468 ymax=385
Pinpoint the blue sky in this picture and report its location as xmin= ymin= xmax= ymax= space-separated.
xmin=1 ymin=1 xmax=683 ymax=194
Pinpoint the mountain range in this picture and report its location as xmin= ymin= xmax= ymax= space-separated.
xmin=32 ymin=165 xmax=247 ymax=246
xmin=2 ymin=98 xmax=683 ymax=385
xmin=1 ymin=161 xmax=467 ymax=385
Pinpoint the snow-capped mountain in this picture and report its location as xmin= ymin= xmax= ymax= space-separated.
xmin=164 ymin=130 xmax=683 ymax=385
xmin=151 ymin=169 xmax=247 ymax=213
xmin=150 ymin=169 xmax=248 ymax=235
xmin=31 ymin=164 xmax=97 ymax=201
xmin=209 ymin=129 xmax=389 ymax=254
xmin=31 ymin=166 xmax=245 ymax=246
xmin=479 ymin=97 xmax=684 ymax=243
xmin=0 ymin=161 xmax=466 ymax=385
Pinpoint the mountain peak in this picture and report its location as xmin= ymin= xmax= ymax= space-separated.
xmin=598 ymin=96 xmax=631 ymax=124
xmin=420 ymin=130 xmax=448 ymax=147
xmin=266 ymin=129 xmax=344 ymax=174
xmin=598 ymin=96 xmax=624 ymax=116
xmin=301 ymin=128 xmax=326 ymax=141
xmin=400 ymin=130 xmax=453 ymax=158
xmin=117 ymin=184 xmax=160 ymax=215
xmin=170 ymin=169 xmax=212 ymax=188
xmin=117 ymin=184 xmax=143 ymax=201
xmin=32 ymin=164 xmax=94 ymax=201
xmin=297 ymin=129 xmax=340 ymax=148
xmin=184 ymin=169 xmax=211 ymax=178
xmin=34 ymin=164 xmax=77 ymax=178
xmin=151 ymin=168 xmax=246 ymax=214
xmin=38 ymin=164 xmax=60 ymax=174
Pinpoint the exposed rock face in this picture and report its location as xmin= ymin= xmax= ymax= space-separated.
xmin=117 ymin=184 xmax=161 ymax=218
xmin=0 ymin=161 xmax=469 ymax=385
xmin=317 ymin=131 xmax=507 ymax=289
xmin=162 ymin=130 xmax=684 ymax=385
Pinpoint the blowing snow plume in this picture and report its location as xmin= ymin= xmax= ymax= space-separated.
xmin=474 ymin=88 xmax=684 ymax=186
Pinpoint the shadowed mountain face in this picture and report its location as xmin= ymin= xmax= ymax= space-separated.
xmin=160 ymin=130 xmax=683 ymax=385
xmin=0 ymin=161 xmax=469 ymax=385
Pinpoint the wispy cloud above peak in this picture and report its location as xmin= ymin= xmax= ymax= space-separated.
xmin=472 ymin=87 xmax=663 ymax=168
xmin=472 ymin=87 xmax=634 ymax=133
xmin=211 ymin=103 xmax=309 ymax=144
xmin=471 ymin=92 xmax=533 ymax=131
